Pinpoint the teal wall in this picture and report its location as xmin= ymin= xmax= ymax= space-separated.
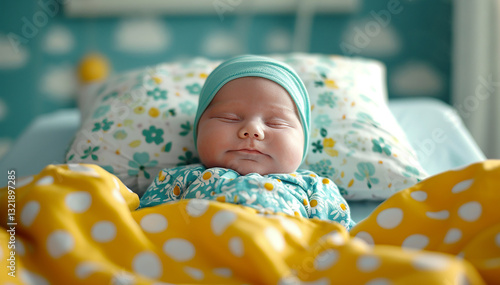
xmin=0 ymin=0 xmax=452 ymax=157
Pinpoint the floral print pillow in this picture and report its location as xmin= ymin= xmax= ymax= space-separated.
xmin=66 ymin=54 xmax=427 ymax=199
xmin=274 ymin=54 xmax=428 ymax=200
xmin=66 ymin=58 xmax=219 ymax=195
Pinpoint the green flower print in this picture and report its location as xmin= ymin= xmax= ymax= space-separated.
xmin=180 ymin=121 xmax=192 ymax=136
xmin=403 ymin=165 xmax=420 ymax=178
xmin=102 ymin=91 xmax=119 ymax=102
xmin=147 ymin=87 xmax=167 ymax=100
xmin=179 ymin=101 xmax=196 ymax=116
xmin=92 ymin=105 xmax=110 ymax=119
xmin=312 ymin=140 xmax=323 ymax=153
xmin=92 ymin=118 xmax=114 ymax=132
xmin=81 ymin=146 xmax=100 ymax=161
xmin=178 ymin=149 xmax=200 ymax=166
xmin=372 ymin=138 xmax=392 ymax=156
xmin=308 ymin=159 xmax=336 ymax=178
xmin=354 ymin=162 xmax=379 ymax=189
xmin=186 ymin=83 xmax=202 ymax=95
xmin=113 ymin=130 xmax=128 ymax=140
xmin=128 ymin=152 xmax=158 ymax=180
xmin=352 ymin=112 xmax=380 ymax=129
xmin=317 ymin=92 xmax=338 ymax=108
xmin=96 ymin=84 xmax=108 ymax=96
xmin=142 ymin=126 xmax=164 ymax=145
xmin=101 ymin=165 xmax=115 ymax=174
xmin=359 ymin=94 xmax=374 ymax=103
xmin=314 ymin=115 xmax=332 ymax=129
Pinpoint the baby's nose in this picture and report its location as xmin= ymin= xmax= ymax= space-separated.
xmin=238 ymin=122 xmax=265 ymax=140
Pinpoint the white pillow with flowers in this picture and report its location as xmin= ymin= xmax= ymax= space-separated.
xmin=274 ymin=54 xmax=428 ymax=200
xmin=66 ymin=54 xmax=427 ymax=199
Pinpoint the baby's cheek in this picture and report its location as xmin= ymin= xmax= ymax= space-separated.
xmin=277 ymin=137 xmax=303 ymax=170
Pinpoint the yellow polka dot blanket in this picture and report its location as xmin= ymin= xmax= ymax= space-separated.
xmin=1 ymin=161 xmax=499 ymax=284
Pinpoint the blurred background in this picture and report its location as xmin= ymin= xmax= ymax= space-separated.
xmin=0 ymin=0 xmax=498 ymax=159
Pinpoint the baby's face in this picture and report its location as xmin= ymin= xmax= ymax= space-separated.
xmin=197 ymin=77 xmax=305 ymax=175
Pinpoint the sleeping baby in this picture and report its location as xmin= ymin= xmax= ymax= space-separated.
xmin=139 ymin=55 xmax=355 ymax=230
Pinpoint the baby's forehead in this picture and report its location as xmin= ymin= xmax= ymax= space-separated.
xmin=218 ymin=77 xmax=293 ymax=99
xmin=206 ymin=81 xmax=301 ymax=124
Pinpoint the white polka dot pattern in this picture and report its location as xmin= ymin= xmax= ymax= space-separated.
xmin=444 ymin=228 xmax=462 ymax=244
xmin=355 ymin=231 xmax=374 ymax=246
xmin=376 ymin=208 xmax=403 ymax=229
xmin=229 ymin=237 xmax=244 ymax=257
xmin=91 ymin=221 xmax=116 ymax=242
xmin=133 ymin=251 xmax=162 ymax=279
xmin=314 ymin=249 xmax=339 ymax=271
xmin=75 ymin=262 xmax=100 ymax=279
xmin=451 ymin=179 xmax=474 ymax=193
xmin=184 ymin=267 xmax=204 ymax=280
xmin=21 ymin=201 xmax=40 ymax=227
xmin=21 ymin=270 xmax=50 ymax=285
xmin=264 ymin=227 xmax=285 ymax=252
xmin=163 ymin=239 xmax=195 ymax=262
xmin=357 ymin=255 xmax=380 ymax=272
xmin=410 ymin=191 xmax=427 ymax=201
xmin=65 ymin=191 xmax=92 ymax=213
xmin=17 ymin=176 xmax=34 ymax=188
xmin=211 ymin=210 xmax=237 ymax=236
xmin=426 ymin=210 xmax=450 ymax=220
xmin=5 ymin=162 xmax=500 ymax=284
xmin=413 ymin=254 xmax=450 ymax=271
xmin=402 ymin=234 xmax=429 ymax=250
xmin=279 ymin=217 xmax=302 ymax=238
xmin=140 ymin=214 xmax=168 ymax=233
xmin=36 ymin=176 xmax=54 ymax=186
xmin=186 ymin=199 xmax=209 ymax=217
xmin=47 ymin=230 xmax=74 ymax=258
xmin=458 ymin=201 xmax=482 ymax=222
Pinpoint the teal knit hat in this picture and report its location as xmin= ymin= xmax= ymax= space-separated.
xmin=193 ymin=55 xmax=311 ymax=162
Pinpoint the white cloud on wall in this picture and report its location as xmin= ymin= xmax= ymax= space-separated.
xmin=0 ymin=34 xmax=29 ymax=69
xmin=43 ymin=25 xmax=74 ymax=54
xmin=341 ymin=19 xmax=402 ymax=57
xmin=202 ymin=31 xmax=244 ymax=57
xmin=115 ymin=18 xmax=171 ymax=53
xmin=40 ymin=63 xmax=78 ymax=101
xmin=391 ymin=61 xmax=444 ymax=96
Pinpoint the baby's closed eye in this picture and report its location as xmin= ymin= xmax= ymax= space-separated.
xmin=214 ymin=113 xmax=241 ymax=122
xmin=266 ymin=118 xmax=293 ymax=128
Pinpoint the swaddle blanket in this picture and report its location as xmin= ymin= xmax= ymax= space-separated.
xmin=1 ymin=161 xmax=500 ymax=284
xmin=139 ymin=164 xmax=356 ymax=230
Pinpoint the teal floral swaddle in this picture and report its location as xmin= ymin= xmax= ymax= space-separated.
xmin=139 ymin=164 xmax=356 ymax=230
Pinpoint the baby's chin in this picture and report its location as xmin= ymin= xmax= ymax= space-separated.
xmin=223 ymin=161 xmax=296 ymax=176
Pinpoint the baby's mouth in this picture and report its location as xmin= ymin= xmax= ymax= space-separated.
xmin=233 ymin=149 xmax=264 ymax=155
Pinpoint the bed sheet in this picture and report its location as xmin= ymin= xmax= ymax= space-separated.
xmin=0 ymin=98 xmax=487 ymax=222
